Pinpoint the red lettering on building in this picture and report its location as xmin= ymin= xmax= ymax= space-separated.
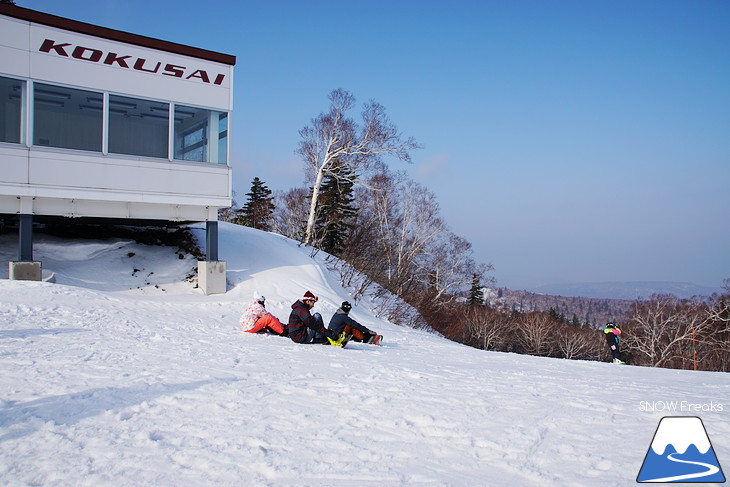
xmin=186 ymin=70 xmax=210 ymax=83
xmin=37 ymin=39 xmax=227 ymax=86
xmin=72 ymin=46 xmax=103 ymax=62
xmin=39 ymin=39 xmax=71 ymax=56
xmin=162 ymin=64 xmax=185 ymax=78
xmin=103 ymin=53 xmax=132 ymax=68
xmin=133 ymin=58 xmax=161 ymax=73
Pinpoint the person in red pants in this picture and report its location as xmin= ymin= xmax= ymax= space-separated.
xmin=239 ymin=295 xmax=287 ymax=336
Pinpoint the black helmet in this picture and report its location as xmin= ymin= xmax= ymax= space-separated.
xmin=341 ymin=301 xmax=352 ymax=313
xmin=606 ymin=323 xmax=615 ymax=328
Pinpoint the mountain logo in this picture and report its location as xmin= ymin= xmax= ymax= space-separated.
xmin=637 ymin=416 xmax=725 ymax=483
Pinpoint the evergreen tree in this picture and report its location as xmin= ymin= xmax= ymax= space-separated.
xmin=467 ymin=274 xmax=484 ymax=305
xmin=240 ymin=177 xmax=275 ymax=231
xmin=313 ymin=162 xmax=357 ymax=255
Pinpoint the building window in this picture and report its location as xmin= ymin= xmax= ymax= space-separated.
xmin=218 ymin=112 xmax=228 ymax=165
xmin=33 ymin=83 xmax=102 ymax=152
xmin=174 ymin=105 xmax=228 ymax=164
xmin=0 ymin=76 xmax=23 ymax=144
xmin=108 ymin=95 xmax=169 ymax=159
xmin=26 ymin=81 xmax=228 ymax=163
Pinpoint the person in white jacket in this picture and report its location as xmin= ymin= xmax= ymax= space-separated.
xmin=239 ymin=295 xmax=287 ymax=336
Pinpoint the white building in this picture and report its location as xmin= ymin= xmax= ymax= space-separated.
xmin=0 ymin=4 xmax=235 ymax=294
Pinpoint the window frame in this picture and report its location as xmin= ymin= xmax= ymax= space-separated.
xmin=0 ymin=75 xmax=26 ymax=145
xmin=32 ymin=81 xmax=104 ymax=152
xmin=107 ymin=93 xmax=171 ymax=160
xmin=12 ymin=79 xmax=230 ymax=166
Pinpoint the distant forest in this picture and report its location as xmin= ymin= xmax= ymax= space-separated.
xmin=483 ymin=288 xmax=634 ymax=328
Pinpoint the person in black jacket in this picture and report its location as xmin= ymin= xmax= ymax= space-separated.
xmin=329 ymin=301 xmax=382 ymax=345
xmin=288 ymin=291 xmax=345 ymax=345
xmin=603 ymin=323 xmax=624 ymax=364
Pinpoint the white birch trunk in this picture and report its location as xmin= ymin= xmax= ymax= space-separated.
xmin=304 ymin=167 xmax=326 ymax=245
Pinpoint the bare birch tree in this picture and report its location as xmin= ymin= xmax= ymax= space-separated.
xmin=555 ymin=326 xmax=596 ymax=360
xmin=296 ymin=89 xmax=419 ymax=245
xmin=422 ymin=232 xmax=492 ymax=304
xmin=271 ymin=187 xmax=308 ymax=240
xmin=623 ymin=294 xmax=716 ymax=368
xmin=518 ymin=312 xmax=555 ymax=356
xmin=463 ymin=306 xmax=507 ymax=351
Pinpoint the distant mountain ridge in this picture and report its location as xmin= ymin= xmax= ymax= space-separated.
xmin=483 ymin=287 xmax=633 ymax=327
xmin=483 ymin=280 xmax=724 ymax=327
xmin=527 ymin=281 xmax=723 ymax=300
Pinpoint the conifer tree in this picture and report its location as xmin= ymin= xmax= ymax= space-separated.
xmin=549 ymin=307 xmax=560 ymax=321
xmin=313 ymin=162 xmax=357 ymax=255
xmin=467 ymin=274 xmax=485 ymax=305
xmin=241 ymin=177 xmax=275 ymax=231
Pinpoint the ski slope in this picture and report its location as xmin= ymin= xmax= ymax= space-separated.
xmin=1 ymin=223 xmax=728 ymax=486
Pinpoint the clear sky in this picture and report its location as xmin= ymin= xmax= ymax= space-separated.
xmin=19 ymin=0 xmax=730 ymax=291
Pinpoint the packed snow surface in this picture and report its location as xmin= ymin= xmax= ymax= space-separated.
xmin=1 ymin=223 xmax=728 ymax=486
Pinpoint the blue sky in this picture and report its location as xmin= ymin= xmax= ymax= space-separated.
xmin=20 ymin=0 xmax=730 ymax=290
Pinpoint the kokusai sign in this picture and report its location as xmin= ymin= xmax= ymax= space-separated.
xmin=38 ymin=38 xmax=227 ymax=86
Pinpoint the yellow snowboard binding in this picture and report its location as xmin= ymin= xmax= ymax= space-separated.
xmin=327 ymin=332 xmax=351 ymax=348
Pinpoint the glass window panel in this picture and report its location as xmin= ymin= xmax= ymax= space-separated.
xmin=174 ymin=105 xmax=228 ymax=164
xmin=108 ymin=95 xmax=169 ymax=158
xmin=217 ymin=112 xmax=228 ymax=165
xmin=33 ymin=83 xmax=102 ymax=152
xmin=0 ymin=76 xmax=23 ymax=144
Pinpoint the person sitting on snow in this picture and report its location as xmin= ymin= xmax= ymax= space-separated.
xmin=603 ymin=323 xmax=624 ymax=364
xmin=239 ymin=295 xmax=287 ymax=336
xmin=329 ymin=301 xmax=382 ymax=345
xmin=288 ymin=291 xmax=347 ymax=346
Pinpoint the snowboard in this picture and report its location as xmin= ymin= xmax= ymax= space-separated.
xmin=367 ymin=334 xmax=383 ymax=346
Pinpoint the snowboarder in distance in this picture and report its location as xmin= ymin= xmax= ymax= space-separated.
xmin=239 ymin=295 xmax=287 ymax=336
xmin=288 ymin=291 xmax=349 ymax=347
xmin=329 ymin=301 xmax=382 ymax=345
xmin=603 ymin=323 xmax=624 ymax=364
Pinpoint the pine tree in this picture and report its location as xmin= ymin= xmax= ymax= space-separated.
xmin=467 ymin=274 xmax=484 ymax=305
xmin=240 ymin=177 xmax=275 ymax=231
xmin=549 ymin=307 xmax=559 ymax=321
xmin=313 ymin=162 xmax=357 ymax=255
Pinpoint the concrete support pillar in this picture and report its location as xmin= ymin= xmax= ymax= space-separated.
xmin=9 ymin=210 xmax=41 ymax=281
xmin=198 ymin=220 xmax=226 ymax=295
xmin=198 ymin=260 xmax=226 ymax=295
xmin=206 ymin=220 xmax=219 ymax=261
xmin=9 ymin=261 xmax=42 ymax=281
xmin=19 ymin=213 xmax=33 ymax=261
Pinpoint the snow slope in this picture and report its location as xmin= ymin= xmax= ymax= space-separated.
xmin=1 ymin=223 xmax=728 ymax=486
